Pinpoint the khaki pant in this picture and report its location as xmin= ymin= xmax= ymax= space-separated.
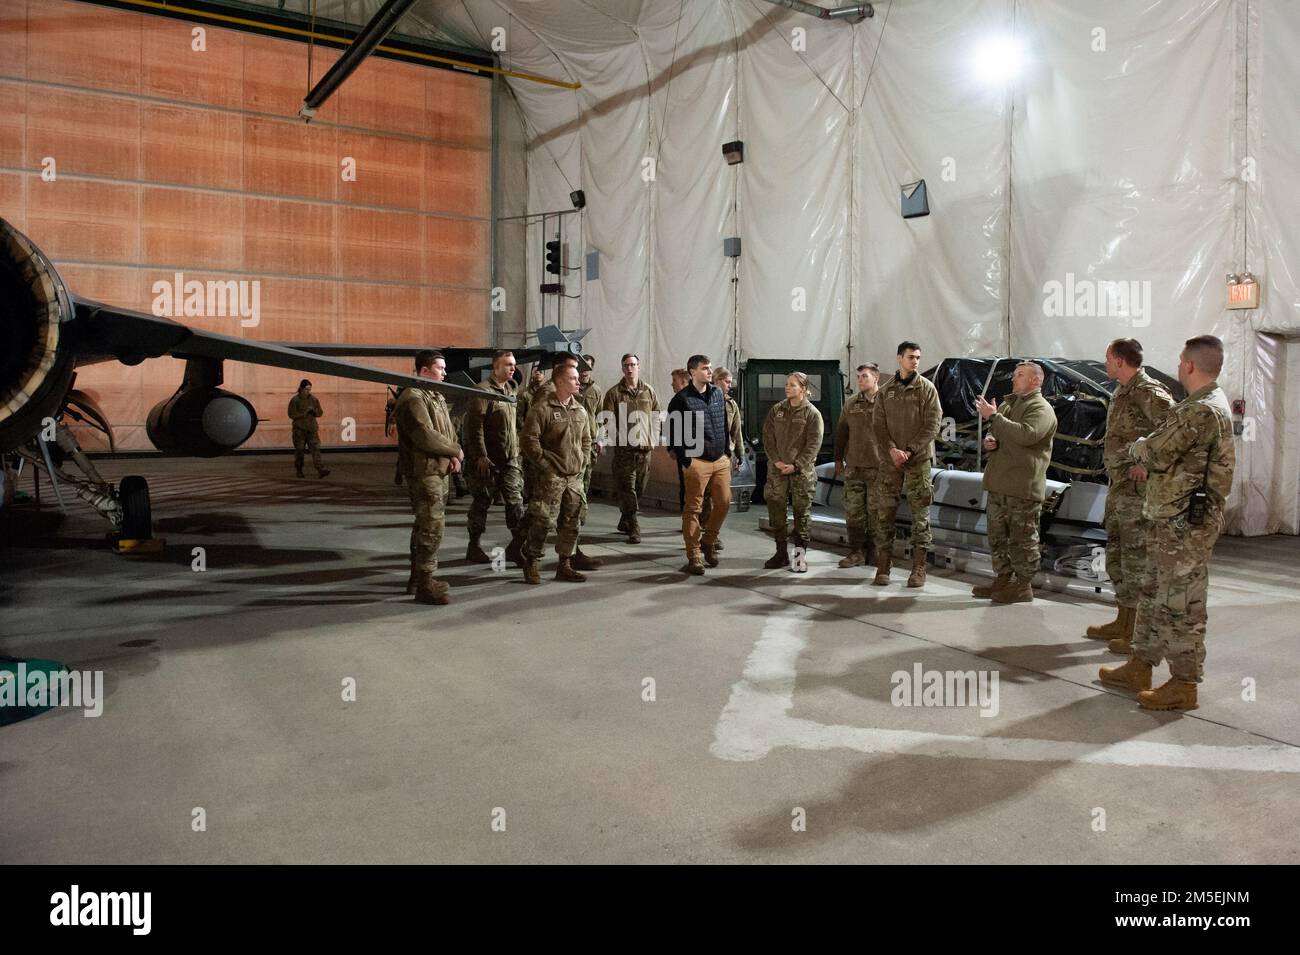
xmin=681 ymin=457 xmax=731 ymax=559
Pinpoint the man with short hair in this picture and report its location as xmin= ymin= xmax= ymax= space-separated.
xmin=519 ymin=363 xmax=595 ymax=584
xmin=395 ymin=351 xmax=463 ymax=605
xmin=835 ymin=363 xmax=883 ymax=568
xmin=572 ymin=355 xmax=604 ymax=569
xmin=602 ymin=353 xmax=661 ymax=544
xmin=1086 ymin=338 xmax=1175 ymax=650
xmin=701 ymin=367 xmax=744 ymax=551
xmin=872 ymin=342 xmax=943 ymax=587
xmin=667 ymin=355 xmax=731 ymax=575
xmin=463 ymin=350 xmax=525 ymax=566
xmin=974 ymin=361 xmax=1058 ymax=603
xmin=288 ymin=379 xmax=330 ymax=479
xmin=517 ymin=364 xmax=547 ymax=503
xmin=671 ymin=367 xmax=691 ymax=511
xmin=1100 ymin=335 xmax=1235 ymax=712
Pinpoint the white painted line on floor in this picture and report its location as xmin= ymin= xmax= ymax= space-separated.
xmin=711 ymin=611 xmax=1300 ymax=773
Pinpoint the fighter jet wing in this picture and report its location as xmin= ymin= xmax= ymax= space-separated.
xmin=72 ymin=302 xmax=509 ymax=402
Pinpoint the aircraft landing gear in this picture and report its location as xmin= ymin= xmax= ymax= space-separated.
xmin=113 ymin=475 xmax=163 ymax=554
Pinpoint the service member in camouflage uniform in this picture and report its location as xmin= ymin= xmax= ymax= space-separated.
xmin=1086 ymin=338 xmax=1175 ymax=649
xmin=519 ymin=363 xmax=596 ymax=584
xmin=572 ymin=355 xmax=604 ymax=570
xmin=834 ymin=362 xmax=883 ymax=569
xmin=872 ymin=341 xmax=943 ymax=587
xmin=517 ymin=364 xmax=547 ymax=503
xmin=602 ymin=353 xmax=661 ymax=544
xmin=762 ymin=372 xmax=825 ymax=572
xmin=287 ymin=380 xmax=330 ymax=479
xmin=463 ymin=350 xmax=526 ymax=566
xmin=1100 ymin=335 xmax=1235 ymax=712
xmin=395 ymin=351 xmax=463 ymax=605
xmin=700 ymin=367 xmax=745 ymax=551
xmin=974 ymin=362 xmax=1058 ymax=603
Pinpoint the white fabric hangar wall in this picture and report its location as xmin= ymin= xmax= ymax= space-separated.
xmin=420 ymin=0 xmax=1297 ymax=536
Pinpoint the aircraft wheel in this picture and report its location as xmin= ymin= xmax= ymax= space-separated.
xmin=119 ymin=475 xmax=153 ymax=540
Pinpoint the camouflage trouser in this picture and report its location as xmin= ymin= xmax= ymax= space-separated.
xmin=986 ymin=492 xmax=1043 ymax=580
xmin=522 ymin=470 xmax=585 ymax=561
xmin=874 ymin=460 xmax=933 ymax=548
xmin=1103 ymin=484 xmax=1149 ymax=607
xmin=842 ymin=466 xmax=883 ymax=553
xmin=292 ymin=429 xmax=322 ymax=472
xmin=1132 ymin=513 xmax=1222 ymax=683
xmin=465 ymin=456 xmax=525 ymax=539
xmin=579 ymin=450 xmax=598 ymax=524
xmin=406 ymin=473 xmax=448 ymax=575
xmin=612 ymin=447 xmax=651 ymax=517
xmin=522 ymin=457 xmax=538 ymax=504
xmin=765 ymin=467 xmax=817 ymax=542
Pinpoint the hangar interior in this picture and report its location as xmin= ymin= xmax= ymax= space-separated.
xmin=2 ymin=0 xmax=1299 ymax=865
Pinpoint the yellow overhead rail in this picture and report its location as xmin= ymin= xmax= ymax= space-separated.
xmin=102 ymin=0 xmax=581 ymax=90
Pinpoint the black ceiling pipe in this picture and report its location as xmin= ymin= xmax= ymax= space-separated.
xmin=300 ymin=0 xmax=419 ymax=119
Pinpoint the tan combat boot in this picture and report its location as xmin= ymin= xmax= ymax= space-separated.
xmin=992 ymin=576 xmax=1033 ymax=603
xmin=682 ymin=557 xmax=705 ymax=576
xmin=972 ymin=574 xmax=1012 ymax=599
xmin=412 ymin=572 xmax=450 ymax=606
xmin=627 ymin=516 xmax=642 ymax=544
xmin=872 ymin=547 xmax=892 ymax=585
xmin=466 ymin=536 xmax=493 ymax=564
xmin=702 ymin=543 xmax=720 ymax=568
xmin=617 ymin=514 xmax=630 ymax=534
xmin=522 ymin=561 xmax=541 ymax=585
xmin=1108 ymin=636 xmax=1132 ymax=655
xmin=1098 ymin=657 xmax=1153 ymax=692
xmin=1138 ymin=678 xmax=1199 ymax=711
xmin=764 ymin=540 xmax=789 ymax=570
xmin=1086 ymin=606 xmax=1131 ymax=641
xmin=570 ymin=548 xmax=602 ymax=571
xmin=555 ymin=556 xmax=587 ymax=582
xmin=906 ymin=547 xmax=928 ymax=588
xmin=838 ymin=548 xmax=865 ymax=569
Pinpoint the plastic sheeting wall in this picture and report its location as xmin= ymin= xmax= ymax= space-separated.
xmin=441 ymin=0 xmax=1299 ymax=536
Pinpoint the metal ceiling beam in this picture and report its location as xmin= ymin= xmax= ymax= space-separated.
xmin=300 ymin=0 xmax=418 ymax=119
xmin=757 ymin=1 xmax=874 ymax=23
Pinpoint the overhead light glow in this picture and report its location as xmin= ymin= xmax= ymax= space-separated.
xmin=972 ymin=35 xmax=1026 ymax=87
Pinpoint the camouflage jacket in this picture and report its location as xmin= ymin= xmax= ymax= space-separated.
xmin=522 ymin=393 xmax=592 ymax=477
xmin=396 ymin=387 xmax=461 ymax=479
xmin=725 ymin=396 xmax=744 ymax=459
xmin=763 ymin=398 xmax=824 ymax=473
xmin=464 ymin=377 xmax=518 ymax=467
xmin=602 ymin=379 xmax=661 ymax=450
xmin=983 ymin=388 xmax=1058 ymax=502
xmin=1130 ymin=383 xmax=1234 ymax=521
xmin=287 ymin=394 xmax=322 ymax=435
xmin=874 ymin=372 xmax=943 ymax=465
xmin=516 ymin=380 xmax=546 ymax=440
xmin=578 ymin=380 xmax=603 ymax=455
xmin=1104 ymin=369 xmax=1175 ymax=488
xmin=834 ymin=389 xmax=881 ymax=469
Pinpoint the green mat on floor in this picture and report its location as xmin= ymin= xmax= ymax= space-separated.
xmin=0 ymin=657 xmax=68 ymax=726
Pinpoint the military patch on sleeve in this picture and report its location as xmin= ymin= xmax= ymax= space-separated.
xmin=553 ymin=411 xmax=562 ymax=420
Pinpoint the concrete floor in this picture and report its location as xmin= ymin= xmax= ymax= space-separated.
xmin=1 ymin=452 xmax=1297 ymax=864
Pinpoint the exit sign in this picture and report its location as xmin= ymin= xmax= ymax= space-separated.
xmin=1227 ymin=277 xmax=1260 ymax=309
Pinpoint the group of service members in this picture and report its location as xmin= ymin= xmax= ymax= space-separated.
xmin=390 ymin=333 xmax=1235 ymax=714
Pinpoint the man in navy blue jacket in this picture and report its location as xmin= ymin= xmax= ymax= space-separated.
xmin=667 ymin=355 xmax=732 ymax=575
